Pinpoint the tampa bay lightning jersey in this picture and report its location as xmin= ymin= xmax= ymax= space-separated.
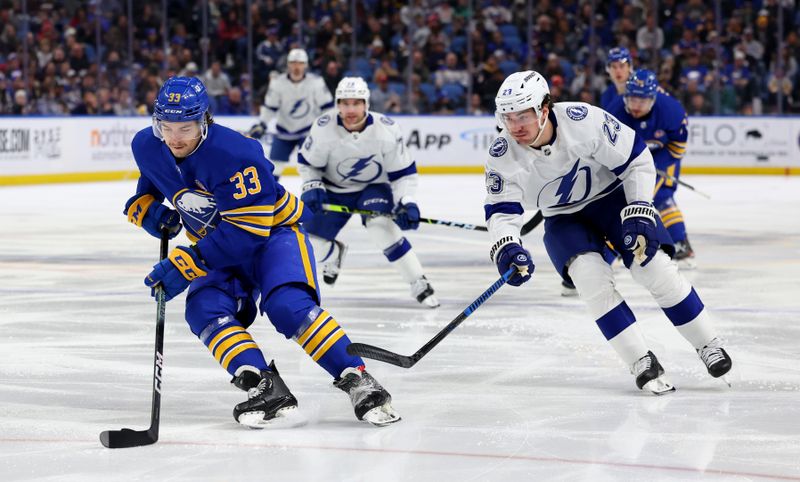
xmin=606 ymin=92 xmax=688 ymax=180
xmin=484 ymin=102 xmax=655 ymax=246
xmin=130 ymin=123 xmax=304 ymax=269
xmin=260 ymin=73 xmax=334 ymax=140
xmin=297 ymin=111 xmax=418 ymax=201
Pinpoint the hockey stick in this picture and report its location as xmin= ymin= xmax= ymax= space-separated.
xmin=656 ymin=169 xmax=711 ymax=199
xmin=346 ymin=267 xmax=516 ymax=368
xmin=322 ymin=203 xmax=488 ymax=232
xmin=100 ymin=230 xmax=169 ymax=448
xmin=520 ymin=210 xmax=544 ymax=235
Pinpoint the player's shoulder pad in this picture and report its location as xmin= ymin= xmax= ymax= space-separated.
xmin=656 ymin=92 xmax=687 ymax=122
xmin=131 ymin=126 xmax=159 ymax=151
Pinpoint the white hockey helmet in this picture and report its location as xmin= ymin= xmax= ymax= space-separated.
xmin=335 ymin=76 xmax=370 ymax=110
xmin=495 ymin=70 xmax=551 ymax=143
xmin=495 ymin=70 xmax=550 ymax=119
xmin=287 ymin=48 xmax=308 ymax=64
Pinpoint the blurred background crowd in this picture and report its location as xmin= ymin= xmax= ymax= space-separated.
xmin=0 ymin=0 xmax=798 ymax=117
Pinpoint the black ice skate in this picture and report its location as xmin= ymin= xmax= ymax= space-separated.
xmin=631 ymin=351 xmax=676 ymax=395
xmin=674 ymin=237 xmax=697 ymax=270
xmin=697 ymin=337 xmax=733 ymax=386
xmin=232 ymin=361 xmax=299 ymax=428
xmin=411 ymin=276 xmax=440 ymax=308
xmin=323 ymin=240 xmax=347 ymax=285
xmin=334 ymin=366 xmax=401 ymax=426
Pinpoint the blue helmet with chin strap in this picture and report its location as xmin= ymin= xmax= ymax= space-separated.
xmin=154 ymin=76 xmax=209 ymax=122
xmin=625 ymin=69 xmax=658 ymax=99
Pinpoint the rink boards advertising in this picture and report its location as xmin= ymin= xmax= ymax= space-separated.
xmin=1 ymin=115 xmax=799 ymax=185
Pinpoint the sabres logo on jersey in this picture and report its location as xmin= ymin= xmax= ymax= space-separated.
xmin=336 ymin=155 xmax=382 ymax=183
xmin=489 ymin=137 xmax=508 ymax=157
xmin=173 ymin=189 xmax=221 ymax=241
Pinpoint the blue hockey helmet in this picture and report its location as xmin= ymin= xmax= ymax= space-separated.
xmin=625 ymin=69 xmax=658 ymax=99
xmin=152 ymin=76 xmax=210 ymax=147
xmin=154 ymin=76 xmax=209 ymax=122
xmin=606 ymin=47 xmax=632 ymax=68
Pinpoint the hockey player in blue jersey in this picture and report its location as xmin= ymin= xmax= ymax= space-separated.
xmin=248 ymin=49 xmax=334 ymax=180
xmin=607 ymin=69 xmax=695 ymax=268
xmin=485 ymin=70 xmax=732 ymax=393
xmin=124 ymin=76 xmax=400 ymax=427
xmin=600 ymin=47 xmax=633 ymax=109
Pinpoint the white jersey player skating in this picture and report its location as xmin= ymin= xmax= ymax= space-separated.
xmin=298 ymin=77 xmax=439 ymax=308
xmin=485 ymin=70 xmax=732 ymax=394
xmin=249 ymin=49 xmax=333 ymax=179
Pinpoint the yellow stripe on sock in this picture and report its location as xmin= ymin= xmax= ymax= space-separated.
xmin=213 ymin=333 xmax=254 ymax=362
xmin=207 ymin=326 xmax=243 ymax=353
xmin=303 ymin=320 xmax=339 ymax=355
xmin=297 ymin=311 xmax=328 ymax=345
xmin=221 ymin=341 xmax=259 ymax=370
xmin=311 ymin=329 xmax=346 ymax=361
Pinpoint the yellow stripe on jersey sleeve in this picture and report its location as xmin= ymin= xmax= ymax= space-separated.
xmin=273 ymin=192 xmax=304 ymax=227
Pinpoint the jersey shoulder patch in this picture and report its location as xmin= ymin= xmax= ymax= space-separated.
xmin=317 ymin=114 xmax=331 ymax=127
xmin=379 ymin=115 xmax=395 ymax=126
xmin=565 ymin=105 xmax=589 ymax=121
xmin=489 ymin=137 xmax=509 ymax=157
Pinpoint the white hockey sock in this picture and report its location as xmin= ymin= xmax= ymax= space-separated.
xmin=309 ymin=234 xmax=338 ymax=263
xmin=675 ymin=310 xmax=717 ymax=350
xmin=608 ymin=324 xmax=650 ymax=367
xmin=365 ymin=216 xmax=424 ymax=283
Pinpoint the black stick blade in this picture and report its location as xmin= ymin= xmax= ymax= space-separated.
xmin=347 ymin=343 xmax=416 ymax=368
xmin=100 ymin=428 xmax=157 ymax=449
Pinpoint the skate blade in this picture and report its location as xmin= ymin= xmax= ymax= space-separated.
xmin=719 ymin=375 xmax=732 ymax=387
xmin=642 ymin=376 xmax=676 ymax=395
xmin=238 ymin=406 xmax=307 ymax=429
xmin=420 ymin=295 xmax=440 ymax=309
xmin=362 ymin=403 xmax=401 ymax=427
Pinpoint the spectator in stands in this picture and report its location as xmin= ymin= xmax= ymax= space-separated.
xmin=637 ymin=14 xmax=664 ymax=61
xmin=370 ymin=69 xmax=402 ymax=113
xmin=203 ymin=60 xmax=232 ymax=110
xmin=434 ymin=52 xmax=469 ymax=88
xmin=216 ymin=86 xmax=250 ymax=115
xmin=322 ymin=59 xmax=343 ymax=96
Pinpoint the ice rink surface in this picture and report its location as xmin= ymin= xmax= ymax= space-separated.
xmin=1 ymin=174 xmax=799 ymax=481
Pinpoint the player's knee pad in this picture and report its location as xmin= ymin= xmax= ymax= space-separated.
xmin=261 ymin=283 xmax=318 ymax=339
xmin=629 ymin=251 xmax=691 ymax=307
xmin=568 ymin=252 xmax=623 ymax=319
xmin=186 ymin=287 xmax=242 ymax=337
xmin=309 ymin=234 xmax=335 ymax=262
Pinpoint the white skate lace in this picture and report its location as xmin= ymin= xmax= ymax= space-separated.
xmin=248 ymin=378 xmax=269 ymax=399
xmin=699 ymin=339 xmax=726 ymax=367
xmin=632 ymin=354 xmax=652 ymax=375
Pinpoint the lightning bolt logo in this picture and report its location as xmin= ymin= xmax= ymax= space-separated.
xmin=289 ymin=99 xmax=310 ymax=118
xmin=341 ymin=155 xmax=376 ymax=181
xmin=554 ymin=159 xmax=591 ymax=206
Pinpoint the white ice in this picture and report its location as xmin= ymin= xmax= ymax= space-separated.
xmin=1 ymin=174 xmax=799 ymax=481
